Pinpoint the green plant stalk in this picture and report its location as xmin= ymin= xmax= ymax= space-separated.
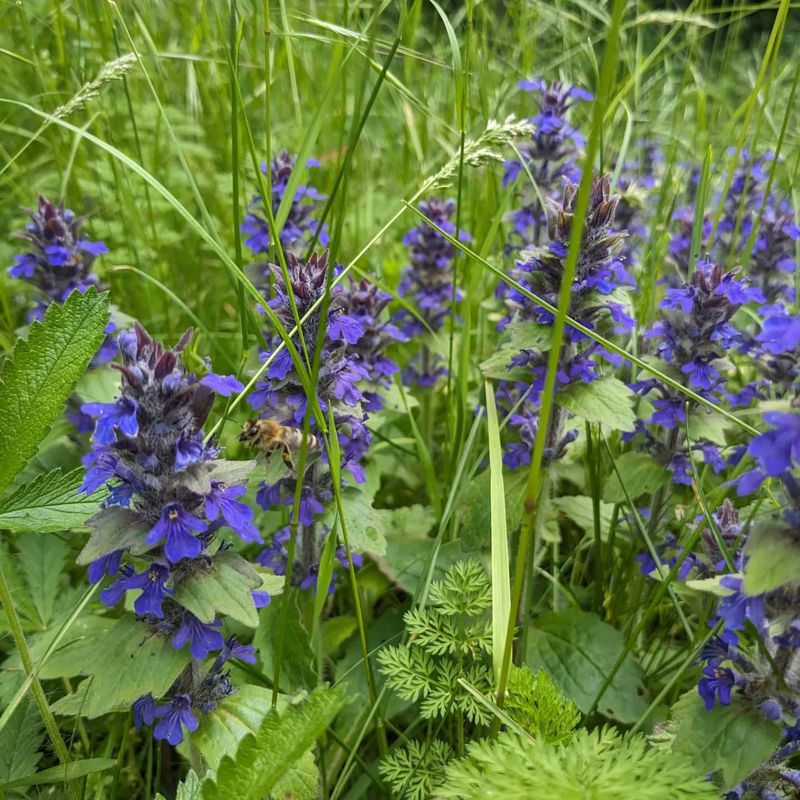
xmin=707 ymin=0 xmax=790 ymax=248
xmin=0 ymin=559 xmax=77 ymax=799
xmin=493 ymin=0 xmax=626 ymax=720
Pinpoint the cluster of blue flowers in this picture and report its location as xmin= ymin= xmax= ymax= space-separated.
xmin=78 ymin=323 xmax=265 ymax=745
xmin=632 ymin=259 xmax=763 ymax=485
xmin=8 ymin=195 xmax=116 ymax=361
xmin=241 ymin=149 xmax=328 ymax=257
xmin=499 ymin=174 xmax=632 ymax=467
xmin=503 ymin=79 xmax=591 ymax=248
xmin=393 ymin=197 xmax=468 ymax=387
xmin=247 ymin=249 xmax=394 ymax=587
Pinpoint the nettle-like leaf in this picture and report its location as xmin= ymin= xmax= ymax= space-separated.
xmin=479 ymin=320 xmax=553 ymax=381
xmin=671 ymin=690 xmax=781 ymax=790
xmin=16 ymin=534 xmax=69 ymax=628
xmin=269 ymin=749 xmax=319 ymax=800
xmin=201 ymin=685 xmax=348 ymax=800
xmin=379 ymin=739 xmax=455 ymax=800
xmin=174 ymin=551 xmax=264 ymax=628
xmin=0 ymin=288 xmax=109 ymax=497
xmin=434 ymin=727 xmax=718 ymax=800
xmin=526 ymin=609 xmax=648 ymax=724
xmin=51 ymin=615 xmax=192 ymax=718
xmin=179 ymin=685 xmax=275 ymax=772
xmin=505 ymin=666 xmax=580 ymax=744
xmin=0 ymin=468 xmax=105 ymax=533
xmin=0 ymin=698 xmax=43 ymax=783
xmin=556 ymin=377 xmax=637 ymax=432
xmin=742 ymin=519 xmax=800 ymax=595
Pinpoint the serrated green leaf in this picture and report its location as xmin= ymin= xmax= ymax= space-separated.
xmin=0 ymin=757 xmax=116 ymax=790
xmin=202 ymin=685 xmax=347 ymax=800
xmin=0 ymin=469 xmax=105 ymax=533
xmin=0 ymin=699 xmax=43 ymax=782
xmin=76 ymin=506 xmax=151 ymax=565
xmin=180 ymin=685 xmax=275 ymax=772
xmin=743 ymin=520 xmax=800 ymax=595
xmin=321 ymin=488 xmax=387 ymax=555
xmin=557 ymin=377 xmax=637 ymax=432
xmin=671 ymin=691 xmax=781 ymax=789
xmin=50 ymin=616 xmax=192 ymax=718
xmin=174 ymin=551 xmax=263 ymax=628
xmin=479 ymin=321 xmax=552 ymax=381
xmin=269 ymin=749 xmax=318 ymax=800
xmin=602 ymin=451 xmax=670 ymax=504
xmin=526 ymin=609 xmax=648 ymax=723
xmin=0 ymin=288 xmax=109 ymax=496
xmin=17 ymin=534 xmax=69 ymax=628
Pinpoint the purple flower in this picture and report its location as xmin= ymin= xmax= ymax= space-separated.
xmin=146 ymin=504 xmax=205 ymax=563
xmin=133 ymin=694 xmax=158 ymax=728
xmin=87 ymin=550 xmax=123 ymax=584
xmin=200 ymin=373 xmax=244 ymax=397
xmin=747 ymin=412 xmax=800 ymax=477
xmin=171 ymin=612 xmax=224 ymax=659
xmin=716 ymin=576 xmax=765 ymax=634
xmin=100 ymin=563 xmax=172 ymax=618
xmin=153 ymin=694 xmax=199 ymax=745
xmin=698 ymin=665 xmax=736 ymax=710
xmin=205 ymin=482 xmax=262 ymax=543
xmin=81 ymin=397 xmax=139 ymax=445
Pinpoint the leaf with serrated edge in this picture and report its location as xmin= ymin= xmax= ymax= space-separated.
xmin=51 ymin=616 xmax=191 ymax=719
xmin=76 ymin=506 xmax=151 ymax=565
xmin=0 ymin=468 xmax=105 ymax=533
xmin=202 ymin=686 xmax=347 ymax=800
xmin=174 ymin=551 xmax=262 ymax=627
xmin=557 ymin=377 xmax=637 ymax=432
xmin=0 ymin=288 xmax=109 ymax=496
xmin=0 ymin=700 xmax=43 ymax=782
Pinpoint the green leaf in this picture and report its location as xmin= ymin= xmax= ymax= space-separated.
xmin=180 ymin=685 xmax=275 ymax=771
xmin=0 ymin=758 xmax=116 ymax=790
xmin=50 ymin=616 xmax=192 ymax=718
xmin=174 ymin=551 xmax=263 ymax=628
xmin=0 ymin=288 xmax=109 ymax=496
xmin=672 ymin=690 xmax=781 ymax=789
xmin=202 ymin=685 xmax=347 ymax=800
xmin=526 ymin=609 xmax=648 ymax=723
xmin=602 ymin=451 xmax=670 ymax=504
xmin=17 ymin=534 xmax=69 ymax=628
xmin=479 ymin=321 xmax=552 ymax=381
xmin=550 ymin=495 xmax=616 ymax=538
xmin=742 ymin=520 xmax=800 ymax=595
xmin=321 ymin=487 xmax=387 ymax=555
xmin=0 ymin=699 xmax=43 ymax=782
xmin=76 ymin=506 xmax=152 ymax=565
xmin=253 ymin=594 xmax=316 ymax=691
xmin=686 ymin=410 xmax=729 ymax=447
xmin=557 ymin=378 xmax=637 ymax=432
xmin=269 ymin=749 xmax=318 ymax=800
xmin=0 ymin=468 xmax=105 ymax=533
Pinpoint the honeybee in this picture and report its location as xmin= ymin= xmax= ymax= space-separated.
xmin=239 ymin=419 xmax=320 ymax=473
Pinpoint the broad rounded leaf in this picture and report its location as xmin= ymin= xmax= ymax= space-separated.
xmin=526 ymin=609 xmax=648 ymax=723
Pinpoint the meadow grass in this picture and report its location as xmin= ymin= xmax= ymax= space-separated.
xmin=0 ymin=0 xmax=799 ymax=798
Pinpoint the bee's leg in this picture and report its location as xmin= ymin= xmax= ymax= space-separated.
xmin=281 ymin=445 xmax=296 ymax=474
